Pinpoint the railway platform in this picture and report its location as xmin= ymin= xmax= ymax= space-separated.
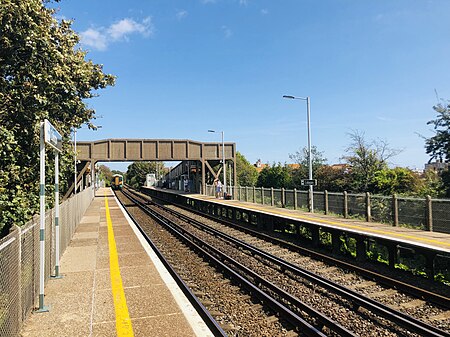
xmin=145 ymin=187 xmax=450 ymax=253
xmin=142 ymin=187 xmax=450 ymax=281
xmin=20 ymin=187 xmax=213 ymax=337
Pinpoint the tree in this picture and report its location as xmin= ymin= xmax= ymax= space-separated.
xmin=314 ymin=165 xmax=350 ymax=192
xmin=236 ymin=152 xmax=258 ymax=186
xmin=439 ymin=169 xmax=450 ymax=198
xmin=256 ymin=163 xmax=292 ymax=188
xmin=126 ymin=162 xmax=164 ymax=189
xmin=370 ymin=167 xmax=422 ymax=196
xmin=289 ymin=146 xmax=327 ymax=188
xmin=425 ymin=99 xmax=450 ymax=163
xmin=342 ymin=130 xmax=401 ymax=192
xmin=424 ymin=98 xmax=450 ymax=197
xmin=96 ymin=165 xmax=114 ymax=186
xmin=0 ymin=0 xmax=115 ymax=234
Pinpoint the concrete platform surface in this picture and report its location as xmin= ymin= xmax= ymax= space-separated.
xmin=146 ymin=187 xmax=450 ymax=253
xmin=21 ymin=187 xmax=213 ymax=337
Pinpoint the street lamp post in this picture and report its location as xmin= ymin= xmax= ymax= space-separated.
xmin=208 ymin=130 xmax=226 ymax=196
xmin=283 ymin=95 xmax=314 ymax=212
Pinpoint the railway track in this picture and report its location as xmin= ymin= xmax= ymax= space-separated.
xmin=143 ymin=189 xmax=449 ymax=307
xmin=116 ymin=187 xmax=450 ymax=336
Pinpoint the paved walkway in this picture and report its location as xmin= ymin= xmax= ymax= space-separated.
xmin=21 ymin=188 xmax=212 ymax=337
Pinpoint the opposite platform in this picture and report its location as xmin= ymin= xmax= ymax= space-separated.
xmin=145 ymin=187 xmax=450 ymax=254
xmin=21 ymin=187 xmax=213 ymax=337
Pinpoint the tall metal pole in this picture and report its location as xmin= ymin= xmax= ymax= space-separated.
xmin=74 ymin=128 xmax=77 ymax=195
xmin=222 ymin=131 xmax=227 ymax=195
xmin=54 ymin=151 xmax=61 ymax=278
xmin=38 ymin=122 xmax=48 ymax=312
xmin=306 ymin=97 xmax=314 ymax=213
xmin=283 ymin=95 xmax=314 ymax=212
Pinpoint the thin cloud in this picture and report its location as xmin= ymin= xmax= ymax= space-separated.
xmin=80 ymin=17 xmax=154 ymax=51
xmin=261 ymin=9 xmax=269 ymax=15
xmin=376 ymin=116 xmax=393 ymax=122
xmin=80 ymin=28 xmax=108 ymax=51
xmin=239 ymin=0 xmax=248 ymax=5
xmin=108 ymin=17 xmax=153 ymax=40
xmin=201 ymin=0 xmax=216 ymax=3
xmin=222 ymin=25 xmax=232 ymax=38
xmin=176 ymin=10 xmax=188 ymax=20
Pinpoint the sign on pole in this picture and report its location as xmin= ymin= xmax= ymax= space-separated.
xmin=37 ymin=119 xmax=63 ymax=312
xmin=44 ymin=119 xmax=62 ymax=152
xmin=301 ymin=179 xmax=317 ymax=186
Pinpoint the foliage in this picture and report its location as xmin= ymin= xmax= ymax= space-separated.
xmin=314 ymin=165 xmax=350 ymax=192
xmin=289 ymin=146 xmax=327 ymax=189
xmin=236 ymin=151 xmax=258 ymax=186
xmin=126 ymin=162 xmax=164 ymax=189
xmin=256 ymin=163 xmax=292 ymax=188
xmin=97 ymin=165 xmax=113 ymax=186
xmin=0 ymin=126 xmax=38 ymax=237
xmin=370 ymin=167 xmax=422 ymax=196
xmin=0 ymin=0 xmax=115 ymax=234
xmin=440 ymin=169 xmax=450 ymax=198
xmin=425 ymin=100 xmax=450 ymax=163
xmin=289 ymin=145 xmax=327 ymax=173
xmin=424 ymin=98 xmax=450 ymax=197
xmin=342 ymin=130 xmax=401 ymax=192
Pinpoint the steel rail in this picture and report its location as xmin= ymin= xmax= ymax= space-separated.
xmin=114 ymin=191 xmax=228 ymax=337
xmin=139 ymin=188 xmax=450 ymax=310
xmin=128 ymin=188 xmax=450 ymax=337
xmin=120 ymin=189 xmax=332 ymax=337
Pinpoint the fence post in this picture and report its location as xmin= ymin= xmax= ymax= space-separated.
xmin=366 ymin=192 xmax=372 ymax=222
xmin=253 ymin=186 xmax=256 ymax=203
xmin=239 ymin=186 xmax=242 ymax=200
xmin=245 ymin=186 xmax=249 ymax=202
xmin=17 ymin=225 xmax=22 ymax=331
xmin=343 ymin=191 xmax=348 ymax=218
xmin=261 ymin=187 xmax=264 ymax=205
xmin=392 ymin=194 xmax=398 ymax=226
xmin=324 ymin=190 xmax=329 ymax=215
xmin=294 ymin=188 xmax=298 ymax=210
xmin=426 ymin=195 xmax=433 ymax=231
xmin=271 ymin=187 xmax=274 ymax=206
xmin=281 ymin=188 xmax=286 ymax=208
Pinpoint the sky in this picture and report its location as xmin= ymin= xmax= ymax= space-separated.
xmin=52 ymin=0 xmax=450 ymax=172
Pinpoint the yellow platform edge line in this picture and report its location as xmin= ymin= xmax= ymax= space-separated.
xmin=105 ymin=194 xmax=135 ymax=337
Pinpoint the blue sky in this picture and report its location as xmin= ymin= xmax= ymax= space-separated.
xmin=53 ymin=0 xmax=450 ymax=172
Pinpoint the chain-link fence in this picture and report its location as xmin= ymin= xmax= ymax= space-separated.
xmin=397 ymin=197 xmax=427 ymax=230
xmin=0 ymin=187 xmax=94 ymax=337
xmin=204 ymin=184 xmax=450 ymax=234
xmin=432 ymin=199 xmax=450 ymax=233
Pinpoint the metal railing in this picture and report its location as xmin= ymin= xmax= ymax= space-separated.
xmin=0 ymin=187 xmax=94 ymax=337
xmin=205 ymin=185 xmax=450 ymax=234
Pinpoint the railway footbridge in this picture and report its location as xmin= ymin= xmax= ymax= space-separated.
xmin=65 ymin=138 xmax=236 ymax=198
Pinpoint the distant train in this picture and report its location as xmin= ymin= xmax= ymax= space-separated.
xmin=111 ymin=174 xmax=124 ymax=190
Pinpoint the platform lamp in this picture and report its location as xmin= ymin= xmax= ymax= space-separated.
xmin=283 ymin=95 xmax=314 ymax=212
xmin=208 ymin=129 xmax=226 ymax=196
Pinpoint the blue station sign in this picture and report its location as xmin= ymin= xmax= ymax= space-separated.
xmin=44 ymin=119 xmax=62 ymax=152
